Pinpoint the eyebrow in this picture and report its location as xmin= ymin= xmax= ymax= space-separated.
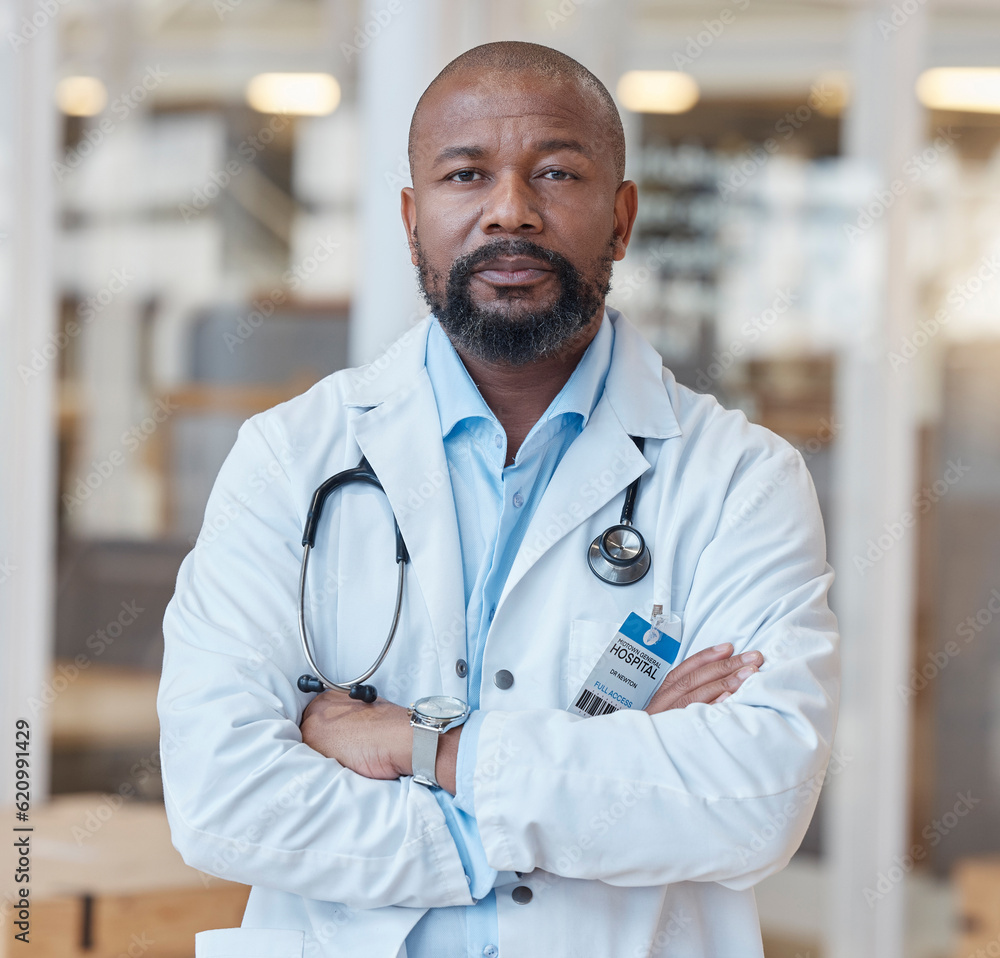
xmin=432 ymin=138 xmax=594 ymax=166
xmin=533 ymin=138 xmax=594 ymax=160
xmin=433 ymin=145 xmax=488 ymax=164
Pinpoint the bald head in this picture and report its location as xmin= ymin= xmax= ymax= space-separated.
xmin=408 ymin=41 xmax=625 ymax=183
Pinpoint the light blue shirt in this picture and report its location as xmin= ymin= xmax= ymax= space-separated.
xmin=404 ymin=314 xmax=614 ymax=958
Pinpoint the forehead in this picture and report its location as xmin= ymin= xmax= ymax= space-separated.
xmin=413 ymin=69 xmax=609 ymax=166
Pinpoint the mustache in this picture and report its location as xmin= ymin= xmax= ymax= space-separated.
xmin=449 ymin=238 xmax=574 ymax=280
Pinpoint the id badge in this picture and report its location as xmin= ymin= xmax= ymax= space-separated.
xmin=569 ymin=612 xmax=680 ymax=718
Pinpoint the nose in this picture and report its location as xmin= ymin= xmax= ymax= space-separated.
xmin=479 ymin=170 xmax=543 ymax=235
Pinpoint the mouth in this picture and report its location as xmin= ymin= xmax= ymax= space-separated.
xmin=471 ymin=256 xmax=554 ymax=287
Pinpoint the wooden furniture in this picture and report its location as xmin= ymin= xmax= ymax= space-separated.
xmin=955 ymin=857 xmax=1000 ymax=956
xmin=0 ymin=794 xmax=249 ymax=957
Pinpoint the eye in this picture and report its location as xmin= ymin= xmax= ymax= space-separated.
xmin=447 ymin=169 xmax=482 ymax=183
xmin=541 ymin=168 xmax=576 ymax=181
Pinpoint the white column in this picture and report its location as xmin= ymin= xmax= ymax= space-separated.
xmin=350 ymin=0 xmax=489 ymax=365
xmin=826 ymin=3 xmax=928 ymax=957
xmin=0 ymin=0 xmax=60 ymax=804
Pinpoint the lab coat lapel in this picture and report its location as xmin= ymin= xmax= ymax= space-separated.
xmin=498 ymin=310 xmax=683 ymax=607
xmin=498 ymin=401 xmax=647 ymax=607
xmin=347 ymin=333 xmax=466 ymax=693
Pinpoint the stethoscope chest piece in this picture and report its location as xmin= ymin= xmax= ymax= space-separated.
xmin=588 ymin=523 xmax=650 ymax=585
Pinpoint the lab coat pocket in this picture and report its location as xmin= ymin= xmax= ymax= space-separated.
xmin=195 ymin=927 xmax=304 ymax=958
xmin=566 ymin=619 xmax=621 ymax=708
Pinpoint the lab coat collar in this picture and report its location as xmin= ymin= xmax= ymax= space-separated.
xmin=425 ymin=313 xmax=614 ymax=441
xmin=342 ymin=307 xmax=682 ymax=444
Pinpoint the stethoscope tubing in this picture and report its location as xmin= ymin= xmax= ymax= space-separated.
xmin=297 ymin=541 xmax=405 ymax=696
xmin=297 ymin=438 xmax=651 ymax=701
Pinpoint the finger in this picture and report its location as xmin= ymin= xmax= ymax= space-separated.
xmin=668 ymin=667 xmax=758 ymax=710
xmin=647 ymin=666 xmax=755 ymax=714
xmin=650 ymin=649 xmax=764 ymax=712
xmin=663 ymin=643 xmax=734 ymax=685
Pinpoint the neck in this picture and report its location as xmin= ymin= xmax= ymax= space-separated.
xmin=454 ymin=311 xmax=603 ymax=465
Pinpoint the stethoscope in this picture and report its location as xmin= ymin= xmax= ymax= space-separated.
xmin=296 ymin=437 xmax=649 ymax=702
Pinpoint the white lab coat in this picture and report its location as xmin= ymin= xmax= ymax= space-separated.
xmin=158 ymin=309 xmax=839 ymax=958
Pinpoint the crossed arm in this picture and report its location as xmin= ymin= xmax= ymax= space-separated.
xmin=299 ymin=642 xmax=764 ymax=793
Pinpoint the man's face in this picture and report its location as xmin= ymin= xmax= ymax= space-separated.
xmin=402 ymin=69 xmax=637 ymax=365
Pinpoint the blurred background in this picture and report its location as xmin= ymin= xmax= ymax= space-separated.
xmin=1 ymin=0 xmax=999 ymax=955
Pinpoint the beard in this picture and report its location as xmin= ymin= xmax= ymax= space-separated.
xmin=415 ymin=236 xmax=615 ymax=366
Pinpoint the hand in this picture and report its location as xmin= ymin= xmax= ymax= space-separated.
xmin=645 ymin=644 xmax=763 ymax=715
xmin=300 ymin=692 xmax=412 ymax=780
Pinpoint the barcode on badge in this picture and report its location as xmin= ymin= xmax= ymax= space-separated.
xmin=573 ymin=688 xmax=620 ymax=717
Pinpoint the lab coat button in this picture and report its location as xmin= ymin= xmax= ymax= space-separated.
xmin=511 ymin=886 xmax=532 ymax=904
xmin=456 ymin=658 xmax=468 ymax=677
xmin=493 ymin=669 xmax=514 ymax=690
xmin=483 ymin=947 xmax=499 ymax=958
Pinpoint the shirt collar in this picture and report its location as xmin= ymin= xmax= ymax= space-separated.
xmin=425 ymin=312 xmax=615 ymax=440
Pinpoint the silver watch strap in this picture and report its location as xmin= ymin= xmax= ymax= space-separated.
xmin=411 ymin=724 xmax=441 ymax=787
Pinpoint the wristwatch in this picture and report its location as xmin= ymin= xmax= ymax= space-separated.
xmin=408 ymin=695 xmax=470 ymax=788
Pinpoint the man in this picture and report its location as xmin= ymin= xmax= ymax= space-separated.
xmin=158 ymin=41 xmax=839 ymax=958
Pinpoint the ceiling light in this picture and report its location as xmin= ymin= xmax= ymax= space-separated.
xmin=617 ymin=71 xmax=699 ymax=115
xmin=246 ymin=73 xmax=341 ymax=116
xmin=916 ymin=68 xmax=1000 ymax=114
xmin=56 ymin=76 xmax=107 ymax=117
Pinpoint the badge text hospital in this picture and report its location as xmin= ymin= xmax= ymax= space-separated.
xmin=569 ymin=612 xmax=681 ymax=718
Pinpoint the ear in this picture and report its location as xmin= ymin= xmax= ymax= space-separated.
xmin=401 ymin=187 xmax=419 ymax=265
xmin=611 ymin=180 xmax=639 ymax=261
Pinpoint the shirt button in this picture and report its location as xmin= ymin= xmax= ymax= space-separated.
xmin=455 ymin=658 xmax=468 ymax=678
xmin=483 ymin=947 xmax=499 ymax=958
xmin=511 ymin=885 xmax=533 ymax=904
xmin=493 ymin=669 xmax=514 ymax=690
xmin=512 ymin=491 xmax=524 ymax=508
xmin=494 ymin=434 xmax=503 ymax=448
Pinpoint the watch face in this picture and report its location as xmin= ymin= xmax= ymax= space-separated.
xmin=415 ymin=695 xmax=468 ymax=721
